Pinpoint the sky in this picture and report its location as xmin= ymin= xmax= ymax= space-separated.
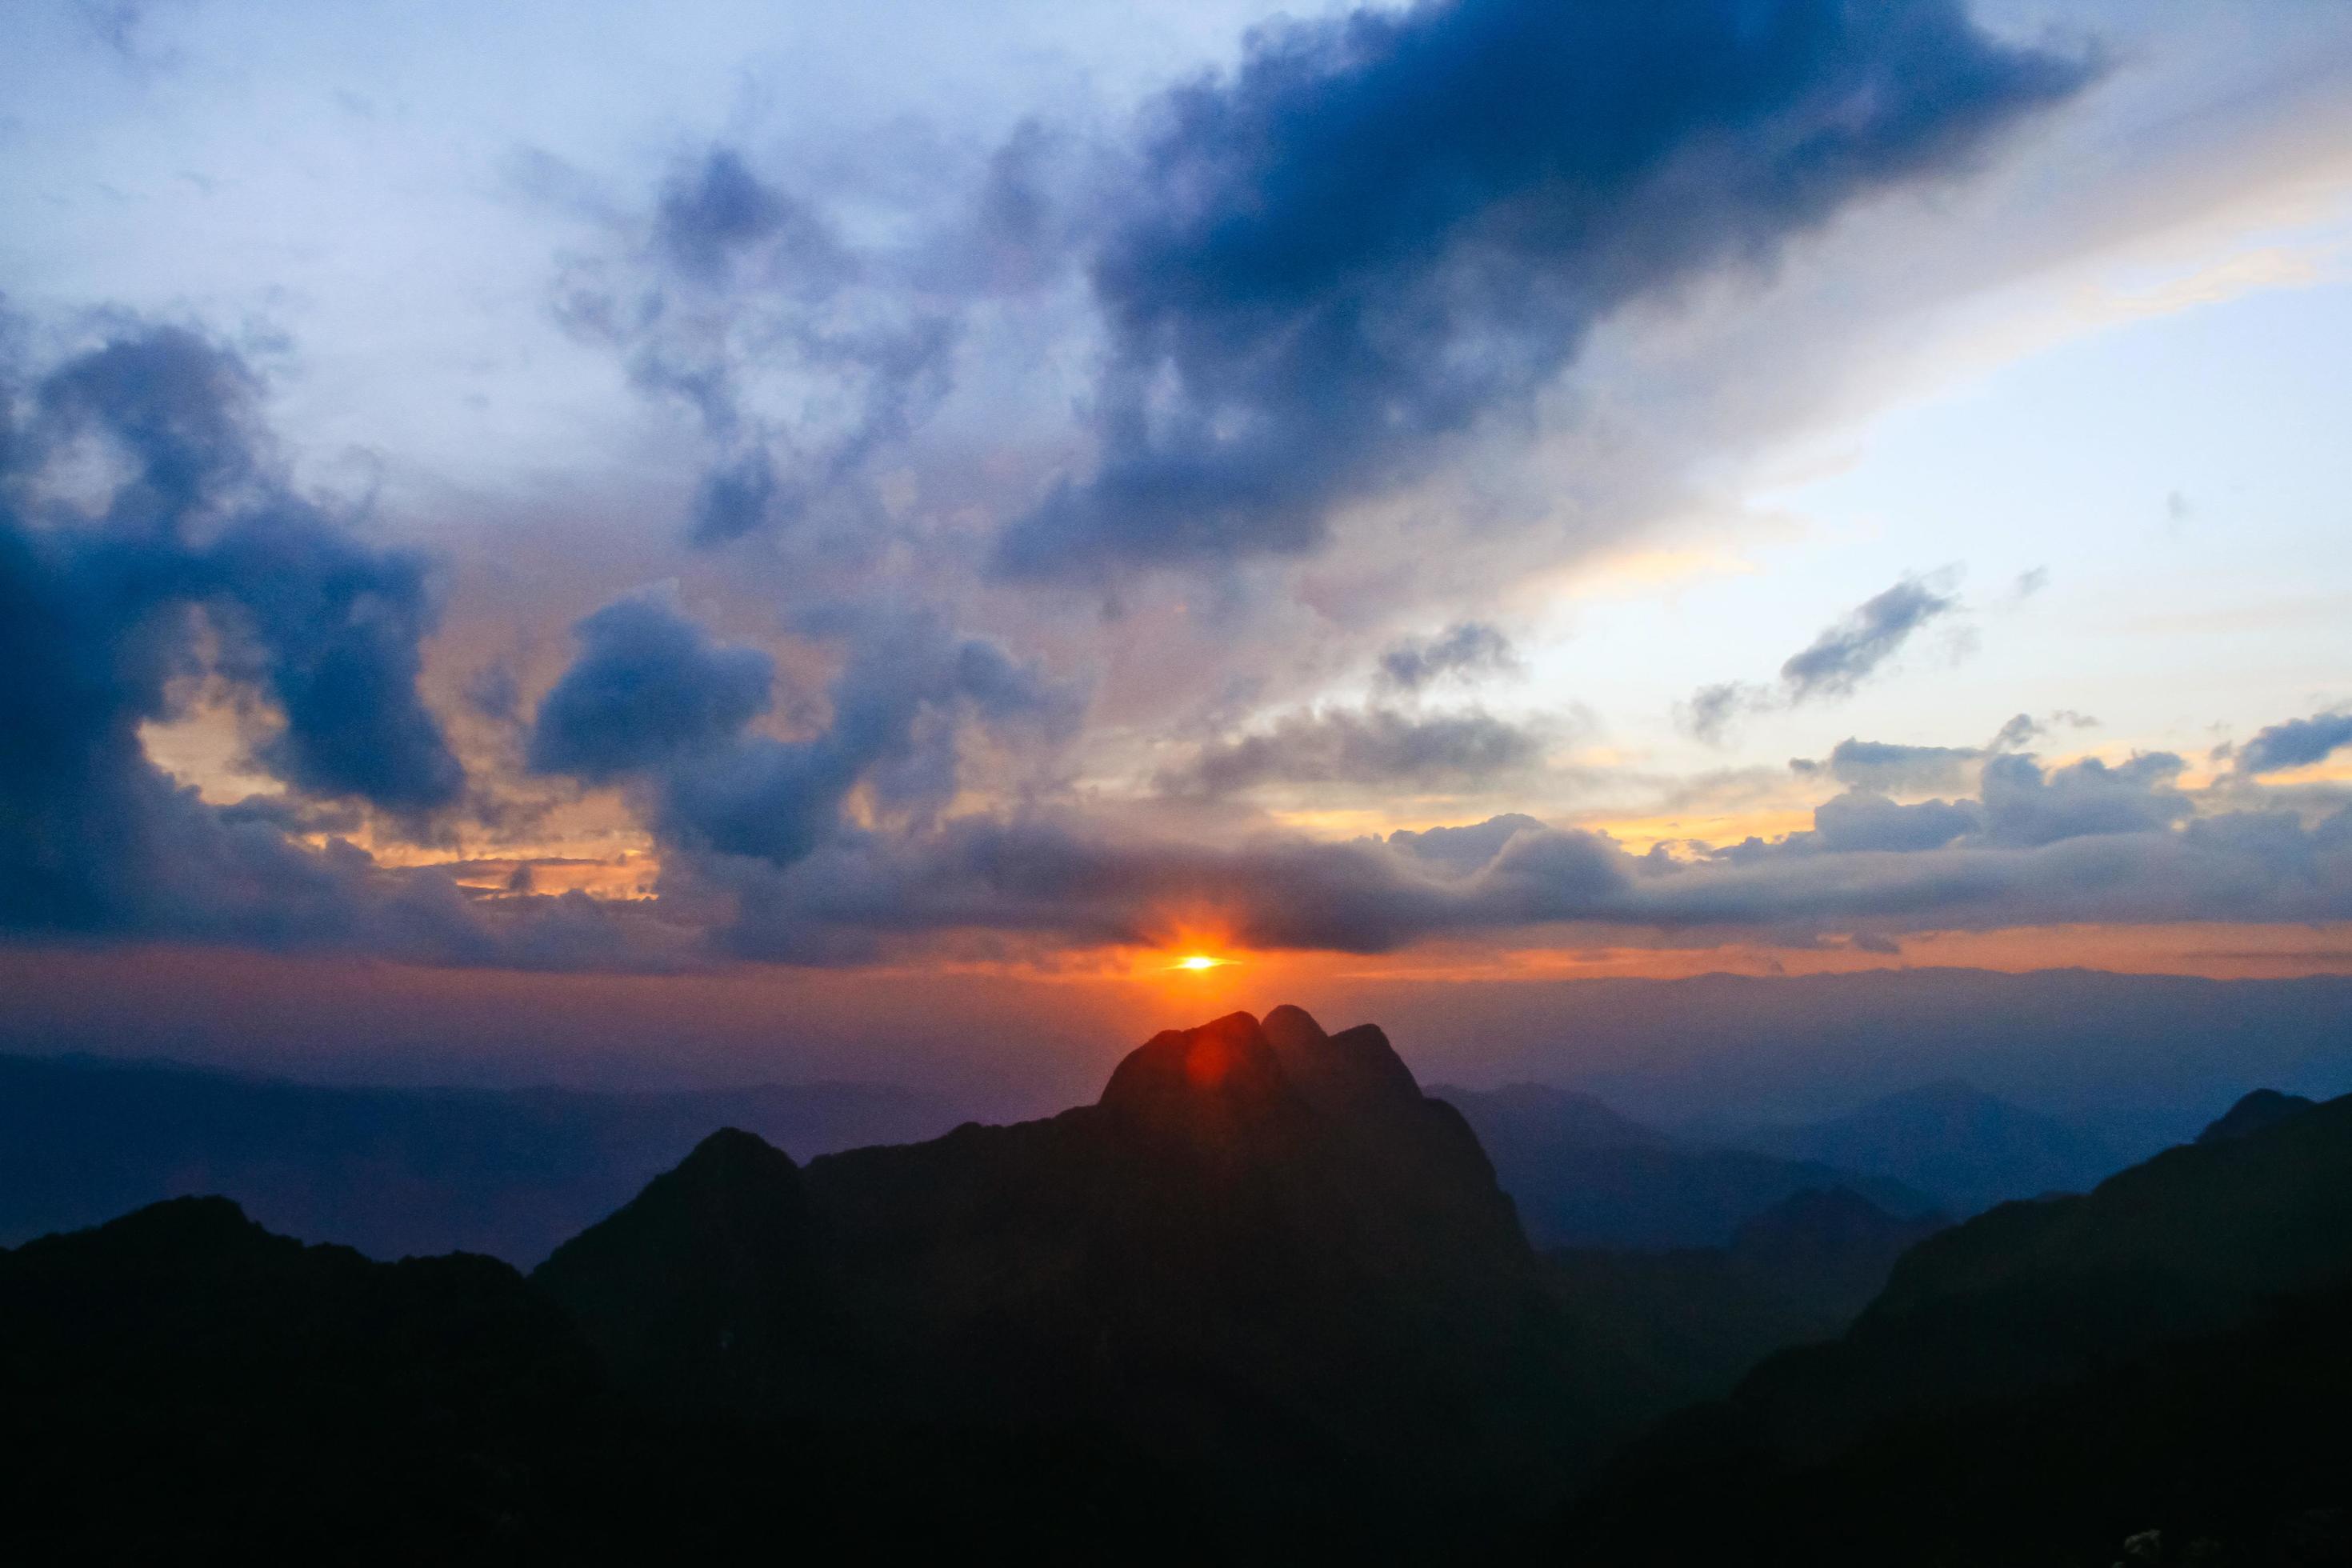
xmin=3 ymin=1 xmax=2350 ymax=1101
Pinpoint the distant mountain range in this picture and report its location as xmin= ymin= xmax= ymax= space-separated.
xmin=1435 ymin=1082 xmax=1937 ymax=1247
xmin=3 ymin=1013 xmax=2346 ymax=1560
xmin=0 ymin=1054 xmax=964 ymax=1265
xmin=1712 ymin=1078 xmax=2129 ymax=1215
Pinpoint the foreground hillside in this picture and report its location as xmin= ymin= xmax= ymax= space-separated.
xmin=1547 ymin=1089 xmax=2352 ymax=1564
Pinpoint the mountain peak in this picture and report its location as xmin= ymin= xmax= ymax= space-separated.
xmin=2196 ymin=1088 xmax=2318 ymax=1146
xmin=1097 ymin=1010 xmax=1296 ymax=1122
xmin=1270 ymin=1011 xmax=1426 ymax=1124
xmin=678 ymin=1124 xmax=797 ymax=1172
xmin=1260 ymin=1003 xmax=1328 ymax=1051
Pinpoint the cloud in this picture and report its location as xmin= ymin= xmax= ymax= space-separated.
xmin=1807 ymin=738 xmax=1984 ymax=794
xmin=1388 ymin=813 xmax=1548 ymax=874
xmin=209 ymin=508 xmax=465 ymax=811
xmin=994 ymin=0 xmax=2090 ymax=578
xmin=1978 ymin=751 xmax=2191 ymax=847
xmin=1808 ymin=789 xmax=1982 ymax=853
xmin=1158 ymin=706 xmax=1546 ymax=797
xmin=1685 ymin=571 xmax=1966 ymax=741
xmin=705 ymin=779 xmax=2352 ymax=961
xmin=1682 ymin=681 xmax=1770 ymax=746
xmin=2234 ymin=708 xmax=2352 ymax=775
xmin=653 ymin=148 xmax=846 ymax=290
xmin=0 ymin=322 xmax=542 ymax=954
xmin=1376 ymin=622 xmax=1520 ymax=692
xmin=1778 ymin=573 xmax=1962 ymax=700
xmin=528 ymin=594 xmax=1079 ymax=870
xmin=553 ymin=146 xmax=957 ymax=546
xmin=526 ymin=590 xmax=775 ymax=783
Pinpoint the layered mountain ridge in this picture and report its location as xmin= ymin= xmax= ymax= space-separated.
xmin=6 ymin=1007 xmax=2348 ymax=1561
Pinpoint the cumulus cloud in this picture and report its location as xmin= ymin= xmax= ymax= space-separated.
xmin=2233 ymin=707 xmax=2352 ymax=775
xmin=1158 ymin=706 xmax=1546 ymax=797
xmin=528 ymin=593 xmax=1079 ymax=871
xmin=1376 ymin=622 xmax=1520 ymax=693
xmin=1388 ymin=813 xmax=1548 ymax=873
xmin=1809 ymin=790 xmax=1982 ymax=853
xmin=1802 ymin=738 xmax=1984 ymax=794
xmin=1978 ymin=751 xmax=2191 ymax=846
xmin=0 ymin=322 xmax=544 ymax=954
xmin=527 ymin=590 xmax=775 ymax=782
xmin=994 ymin=0 xmax=2090 ymax=578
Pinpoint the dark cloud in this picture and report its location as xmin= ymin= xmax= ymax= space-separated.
xmin=1159 ymin=706 xmax=1546 ymax=796
xmin=1377 ymin=622 xmax=1520 ymax=692
xmin=1809 ymin=789 xmax=1981 ymax=853
xmin=1778 ymin=574 xmax=1961 ymax=700
xmin=1978 ymin=751 xmax=2191 ymax=847
xmin=34 ymin=322 xmax=259 ymax=514
xmin=1388 ymin=813 xmax=1547 ymax=874
xmin=654 ymin=148 xmax=847 ymax=292
xmin=1686 ymin=572 xmax=1966 ymax=741
xmin=0 ymin=323 xmax=537 ymax=954
xmin=706 ymin=780 xmax=2352 ymax=961
xmin=2234 ymin=708 xmax=2352 ymax=776
xmin=1809 ymin=738 xmax=1984 ymax=794
xmin=526 ymin=592 xmax=775 ymax=783
xmin=555 ymin=146 xmax=956 ymax=546
xmin=209 ymin=510 xmax=464 ymax=811
xmin=994 ymin=0 xmax=2090 ymax=578
xmin=686 ymin=447 xmax=786 ymax=546
xmin=528 ymin=594 xmax=1078 ymax=872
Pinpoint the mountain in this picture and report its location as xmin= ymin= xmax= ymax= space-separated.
xmin=0 ymin=1194 xmax=603 ymax=1556
xmin=2196 ymin=1086 xmax=2318 ymax=1145
xmin=1546 ymin=1090 xmax=2352 ymax=1564
xmin=1721 ymin=1079 xmax=2125 ymax=1215
xmin=1437 ymin=1082 xmax=1934 ymax=1247
xmin=0 ymin=1192 xmax=1207 ymax=1559
xmin=1545 ymin=1186 xmax=1947 ymax=1411
xmin=536 ymin=1006 xmax=1626 ymax=1537
xmin=0 ymin=1052 xmax=962 ymax=1263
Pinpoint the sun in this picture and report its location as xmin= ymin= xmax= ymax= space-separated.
xmin=1173 ymin=954 xmax=1226 ymax=972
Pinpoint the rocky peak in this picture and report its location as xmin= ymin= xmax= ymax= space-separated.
xmin=1096 ymin=1010 xmax=1299 ymax=1130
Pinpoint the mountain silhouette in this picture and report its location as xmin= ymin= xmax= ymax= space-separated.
xmin=2196 ymin=1086 xmax=2318 ymax=1145
xmin=0 ymin=1192 xmax=1203 ymax=1559
xmin=0 ymin=1194 xmax=605 ymax=1556
xmin=531 ymin=1125 xmax=834 ymax=1414
xmin=537 ymin=1007 xmax=1616 ymax=1536
xmin=1545 ymin=1186 xmax=1946 ymax=1412
xmin=13 ymin=1006 xmax=2345 ymax=1561
xmin=1437 ymin=1082 xmax=1933 ymax=1247
xmin=1548 ymin=1089 xmax=2352 ymax=1564
xmin=1720 ymin=1078 xmax=2124 ymax=1215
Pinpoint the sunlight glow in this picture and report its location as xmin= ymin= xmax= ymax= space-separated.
xmin=1174 ymin=955 xmax=1226 ymax=972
